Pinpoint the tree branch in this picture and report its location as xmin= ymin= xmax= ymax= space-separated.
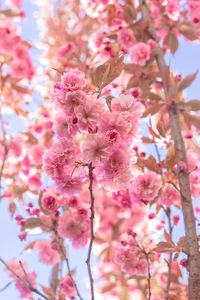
xmin=164 ymin=208 xmax=173 ymax=300
xmin=55 ymin=236 xmax=84 ymax=300
xmin=86 ymin=162 xmax=95 ymax=300
xmin=0 ymin=257 xmax=49 ymax=300
xmin=139 ymin=1 xmax=200 ymax=299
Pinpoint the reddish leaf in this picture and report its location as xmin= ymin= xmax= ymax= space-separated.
xmin=164 ymin=32 xmax=179 ymax=54
xmin=91 ymin=55 xmax=124 ymax=90
xmin=123 ymin=4 xmax=137 ymax=23
xmin=41 ymin=286 xmax=55 ymax=297
xmin=139 ymin=155 xmax=160 ymax=174
xmin=25 ymin=217 xmax=43 ymax=230
xmin=177 ymin=72 xmax=197 ymax=94
xmin=178 ymin=21 xmax=198 ymax=41
xmin=9 ymin=202 xmax=16 ymax=217
xmin=142 ymin=103 xmax=164 ymax=118
xmin=163 ymin=65 xmax=170 ymax=93
xmin=141 ymin=136 xmax=155 ymax=144
xmin=178 ymin=100 xmax=200 ymax=111
xmin=156 ymin=118 xmax=166 ymax=137
xmin=183 ymin=112 xmax=200 ymax=129
xmin=153 ymin=242 xmax=175 ymax=253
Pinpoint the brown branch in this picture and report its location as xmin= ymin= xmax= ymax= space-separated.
xmin=139 ymin=1 xmax=200 ymax=299
xmin=164 ymin=208 xmax=173 ymax=300
xmin=0 ymin=143 xmax=8 ymax=196
xmin=0 ymin=257 xmax=49 ymax=300
xmin=144 ymin=252 xmax=151 ymax=300
xmin=86 ymin=162 xmax=95 ymax=300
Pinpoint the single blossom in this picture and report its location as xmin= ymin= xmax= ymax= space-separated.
xmin=130 ymin=42 xmax=150 ymax=66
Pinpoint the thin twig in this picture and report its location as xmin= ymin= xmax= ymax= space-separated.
xmin=144 ymin=252 xmax=151 ymax=300
xmin=86 ymin=162 xmax=95 ymax=300
xmin=0 ymin=257 xmax=49 ymax=300
xmin=0 ymin=143 xmax=8 ymax=195
xmin=56 ymin=236 xmax=84 ymax=300
xmin=164 ymin=208 xmax=173 ymax=300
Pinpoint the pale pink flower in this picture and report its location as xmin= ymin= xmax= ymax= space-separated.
xmin=15 ymin=273 xmax=36 ymax=298
xmin=130 ymin=173 xmax=161 ymax=204
xmin=57 ymin=43 xmax=76 ymax=57
xmin=35 ymin=240 xmax=60 ymax=265
xmin=60 ymin=90 xmax=86 ymax=114
xmin=6 ymin=260 xmax=36 ymax=298
xmin=130 ymin=42 xmax=150 ymax=66
xmin=100 ymin=111 xmax=130 ymax=139
xmin=8 ymin=0 xmax=22 ymax=9
xmin=41 ymin=194 xmax=57 ymax=212
xmin=75 ymin=94 xmax=104 ymax=130
xmin=102 ymin=146 xmax=130 ymax=180
xmin=115 ymin=241 xmax=147 ymax=275
xmin=165 ymin=0 xmax=180 ymax=21
xmin=82 ymin=133 xmax=109 ymax=164
xmin=13 ymin=44 xmax=29 ymax=60
xmin=118 ymin=28 xmax=135 ymax=49
xmin=112 ymin=190 xmax=132 ymax=209
xmin=61 ymin=69 xmax=86 ymax=91
xmin=159 ymin=185 xmax=180 ymax=207
xmin=55 ymin=175 xmax=83 ymax=195
xmin=60 ymin=276 xmax=76 ymax=298
xmin=58 ymin=210 xmax=90 ymax=249
xmin=28 ymin=175 xmax=42 ymax=190
xmin=112 ymin=94 xmax=144 ymax=116
xmin=43 ymin=138 xmax=76 ymax=178
xmin=10 ymin=58 xmax=29 ymax=78
xmin=52 ymin=112 xmax=79 ymax=139
xmin=30 ymin=144 xmax=44 ymax=165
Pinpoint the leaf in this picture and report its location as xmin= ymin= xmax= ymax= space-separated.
xmin=156 ymin=118 xmax=166 ymax=138
xmin=122 ymin=4 xmax=137 ymax=24
xmin=178 ymin=100 xmax=200 ymax=111
xmin=41 ymin=286 xmax=55 ymax=298
xmin=164 ymin=229 xmax=175 ymax=246
xmin=9 ymin=202 xmax=16 ymax=217
xmin=141 ymin=136 xmax=155 ymax=144
xmin=124 ymin=63 xmax=139 ymax=73
xmin=25 ymin=241 xmax=37 ymax=251
xmin=0 ymin=9 xmax=19 ymax=17
xmin=25 ymin=218 xmax=43 ymax=230
xmin=127 ymin=76 xmax=140 ymax=89
xmin=149 ymin=127 xmax=160 ymax=139
xmin=177 ymin=72 xmax=197 ymax=94
xmin=91 ymin=55 xmax=124 ymax=90
xmin=178 ymin=21 xmax=198 ymax=41
xmin=164 ymin=32 xmax=179 ymax=54
xmin=163 ymin=65 xmax=170 ymax=93
xmin=142 ymin=103 xmax=164 ymax=118
xmin=139 ymin=155 xmax=160 ymax=174
xmin=101 ymin=283 xmax=116 ymax=293
xmin=153 ymin=242 xmax=175 ymax=253
xmin=183 ymin=112 xmax=200 ymax=129
xmin=165 ymin=143 xmax=177 ymax=171
xmin=148 ymin=92 xmax=163 ymax=101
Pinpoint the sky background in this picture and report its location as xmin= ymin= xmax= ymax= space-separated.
xmin=0 ymin=1 xmax=200 ymax=299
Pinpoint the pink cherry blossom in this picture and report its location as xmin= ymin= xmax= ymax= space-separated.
xmin=159 ymin=185 xmax=180 ymax=207
xmin=43 ymin=138 xmax=76 ymax=178
xmin=61 ymin=69 xmax=86 ymax=91
xmin=130 ymin=173 xmax=161 ymax=204
xmin=41 ymin=194 xmax=57 ymax=212
xmin=130 ymin=42 xmax=150 ymax=66
xmin=59 ymin=90 xmax=86 ymax=114
xmin=28 ymin=175 xmax=42 ymax=190
xmin=30 ymin=144 xmax=44 ymax=166
xmin=58 ymin=210 xmax=90 ymax=249
xmin=10 ymin=59 xmax=29 ymax=78
xmin=82 ymin=133 xmax=110 ymax=164
xmin=35 ymin=240 xmax=60 ymax=265
xmin=165 ymin=0 xmax=180 ymax=21
xmin=118 ymin=28 xmax=135 ymax=50
xmin=60 ymin=275 xmax=76 ymax=298
xmin=55 ymin=174 xmax=83 ymax=195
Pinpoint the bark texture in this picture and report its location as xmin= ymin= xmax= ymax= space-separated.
xmin=139 ymin=1 xmax=200 ymax=299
